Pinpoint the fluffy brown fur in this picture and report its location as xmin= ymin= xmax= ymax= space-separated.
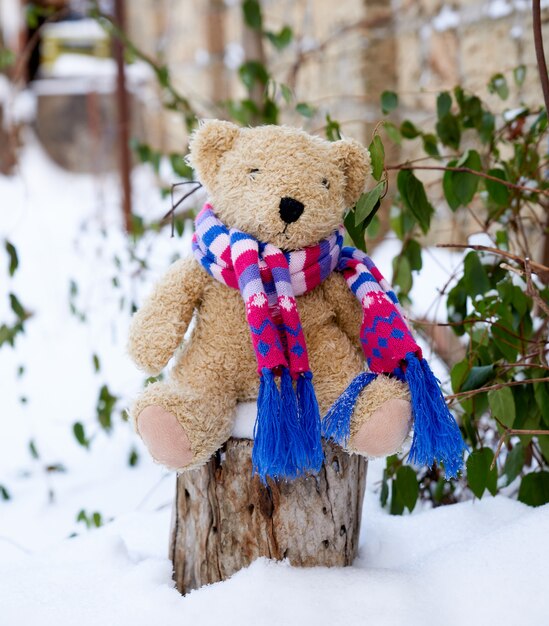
xmin=128 ymin=121 xmax=411 ymax=472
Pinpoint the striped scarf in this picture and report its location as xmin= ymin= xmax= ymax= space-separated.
xmin=192 ymin=204 xmax=465 ymax=481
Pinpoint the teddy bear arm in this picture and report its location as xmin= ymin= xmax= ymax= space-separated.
xmin=321 ymin=273 xmax=364 ymax=353
xmin=127 ymin=257 xmax=207 ymax=375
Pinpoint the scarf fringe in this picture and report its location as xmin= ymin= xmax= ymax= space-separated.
xmin=404 ymin=353 xmax=466 ymax=478
xmin=296 ymin=372 xmax=324 ymax=472
xmin=252 ymin=368 xmax=324 ymax=483
xmin=322 ymin=372 xmax=377 ymax=446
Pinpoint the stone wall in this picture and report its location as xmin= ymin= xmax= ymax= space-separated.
xmin=125 ymin=0 xmax=549 ymax=152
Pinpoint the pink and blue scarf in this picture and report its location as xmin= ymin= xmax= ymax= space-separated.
xmin=192 ymin=204 xmax=465 ymax=481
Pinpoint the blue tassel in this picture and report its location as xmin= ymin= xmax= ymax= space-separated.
xmin=252 ymin=368 xmax=282 ymax=483
xmin=296 ymin=372 xmax=324 ymax=473
xmin=404 ymin=352 xmax=466 ymax=478
xmin=253 ymin=367 xmax=318 ymax=482
xmin=279 ymin=367 xmax=309 ymax=478
xmin=322 ymin=372 xmax=377 ymax=446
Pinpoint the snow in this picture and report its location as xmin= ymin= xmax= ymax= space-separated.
xmin=41 ymin=18 xmax=108 ymax=41
xmin=1 ymin=134 xmax=548 ymax=625
xmin=485 ymin=0 xmax=513 ymax=19
xmin=432 ymin=6 xmax=460 ymax=33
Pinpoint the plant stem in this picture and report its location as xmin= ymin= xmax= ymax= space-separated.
xmin=446 ymin=377 xmax=549 ymax=403
xmin=532 ymin=0 xmax=549 ymax=116
xmin=386 ymin=164 xmax=549 ymax=196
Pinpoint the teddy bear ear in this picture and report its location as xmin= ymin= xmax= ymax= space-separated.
xmin=188 ymin=119 xmax=240 ymax=189
xmin=332 ymin=139 xmax=372 ymax=208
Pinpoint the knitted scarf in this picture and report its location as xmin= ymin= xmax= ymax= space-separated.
xmin=192 ymin=204 xmax=465 ymax=482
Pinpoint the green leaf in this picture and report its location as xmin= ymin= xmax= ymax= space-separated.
xmin=5 ymin=240 xmax=18 ymax=276
xmin=92 ymin=512 xmax=103 ymax=527
xmin=389 ymin=479 xmax=405 ymax=515
xmin=366 ymin=214 xmax=380 ymax=238
xmin=156 ymin=65 xmax=170 ymax=88
xmin=266 ymin=26 xmax=292 ymax=50
xmin=467 ymin=448 xmax=498 ymax=498
xmin=435 ymin=113 xmax=461 ymax=150
xmin=395 ymin=465 xmax=419 ymax=512
xmin=92 ymin=353 xmax=101 ymax=373
xmin=461 ymin=364 xmax=495 ymax=392
xmin=97 ymin=385 xmax=118 ymax=432
xmin=344 ymin=211 xmax=366 ymax=252
xmin=488 ymin=387 xmax=516 ymax=428
xmin=518 ymin=472 xmax=549 ymax=507
xmin=452 ymin=149 xmax=482 ymax=206
xmin=463 ymin=251 xmax=490 ymax=297
xmin=368 ymin=135 xmax=385 ymax=181
xmin=538 ymin=436 xmax=549 ymax=463
xmin=400 ymin=120 xmax=420 ymax=139
xmin=242 ymin=0 xmax=262 ymax=29
xmin=442 ymin=160 xmax=461 ymax=211
xmin=396 ymin=170 xmax=434 ymax=234
xmin=295 ymin=102 xmax=316 ymax=118
xmin=513 ymin=64 xmax=526 ymax=86
xmin=262 ymin=98 xmax=279 ymax=124
xmin=488 ymin=73 xmax=509 ymax=100
xmin=495 ymin=229 xmax=508 ymax=250
xmin=239 ymin=61 xmax=269 ymax=90
xmin=280 ymin=83 xmax=293 ymax=104
xmin=479 ymin=111 xmax=496 ymax=144
xmin=28 ymin=439 xmax=39 ymax=460
xmin=128 ymin=448 xmax=139 ymax=467
xmin=451 ymin=359 xmax=470 ymax=393
xmin=383 ymin=121 xmax=401 ymax=145
xmin=0 ymin=48 xmax=16 ymax=70
xmin=73 ymin=422 xmax=89 ymax=449
xmin=404 ymin=239 xmax=422 ymax=271
xmin=9 ymin=293 xmax=27 ymax=320
xmin=504 ymin=443 xmax=524 ymax=485
xmin=0 ymin=484 xmax=10 ymax=500
xmin=355 ymin=183 xmax=383 ymax=226
xmin=169 ymin=153 xmax=193 ymax=179
xmin=422 ymin=133 xmax=439 ymax=157
xmin=534 ymin=381 xmax=549 ymax=427
xmin=392 ymin=254 xmax=412 ymax=294
xmin=325 ymin=115 xmax=342 ymax=141
xmin=485 ymin=168 xmax=510 ymax=206
xmin=436 ymin=91 xmax=452 ymax=119
xmin=380 ymin=470 xmax=389 ymax=507
xmin=381 ymin=90 xmax=398 ymax=114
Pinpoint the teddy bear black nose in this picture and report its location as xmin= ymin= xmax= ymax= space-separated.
xmin=279 ymin=197 xmax=305 ymax=224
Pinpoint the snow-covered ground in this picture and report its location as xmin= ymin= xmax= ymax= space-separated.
xmin=1 ymin=135 xmax=548 ymax=625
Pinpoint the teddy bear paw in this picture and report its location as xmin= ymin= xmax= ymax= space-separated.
xmin=137 ymin=405 xmax=193 ymax=470
xmin=350 ymin=398 xmax=412 ymax=457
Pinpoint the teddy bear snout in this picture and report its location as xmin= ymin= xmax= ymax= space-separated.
xmin=279 ymin=196 xmax=305 ymax=224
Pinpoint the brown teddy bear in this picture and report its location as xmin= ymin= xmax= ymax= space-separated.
xmin=128 ymin=121 xmax=464 ymax=481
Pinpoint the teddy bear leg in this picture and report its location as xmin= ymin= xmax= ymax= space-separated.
xmin=348 ymin=375 xmax=412 ymax=457
xmin=131 ymin=381 xmax=237 ymax=471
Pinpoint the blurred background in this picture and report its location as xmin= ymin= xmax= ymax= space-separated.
xmin=0 ymin=0 xmax=548 ymax=594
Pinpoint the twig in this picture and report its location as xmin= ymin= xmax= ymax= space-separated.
xmin=525 ymin=257 xmax=549 ymax=317
xmin=533 ymin=0 xmax=549 ymax=117
xmin=490 ymin=427 xmax=549 ymax=470
xmin=447 ymin=377 xmax=549 ymax=404
xmin=436 ymin=243 xmax=549 ymax=283
xmin=386 ymin=164 xmax=549 ymax=197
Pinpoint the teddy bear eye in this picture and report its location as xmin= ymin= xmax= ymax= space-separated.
xmin=249 ymin=168 xmax=260 ymax=178
xmin=321 ymin=178 xmax=330 ymax=189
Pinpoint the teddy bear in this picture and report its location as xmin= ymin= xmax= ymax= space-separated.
xmin=128 ymin=121 xmax=465 ymax=481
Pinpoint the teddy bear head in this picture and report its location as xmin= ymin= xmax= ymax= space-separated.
xmin=188 ymin=120 xmax=371 ymax=250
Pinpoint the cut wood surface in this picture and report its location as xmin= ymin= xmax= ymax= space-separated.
xmin=170 ymin=438 xmax=367 ymax=595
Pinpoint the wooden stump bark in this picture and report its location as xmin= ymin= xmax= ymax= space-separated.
xmin=170 ymin=438 xmax=367 ymax=595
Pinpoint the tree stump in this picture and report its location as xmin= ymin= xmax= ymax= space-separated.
xmin=170 ymin=438 xmax=367 ymax=595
